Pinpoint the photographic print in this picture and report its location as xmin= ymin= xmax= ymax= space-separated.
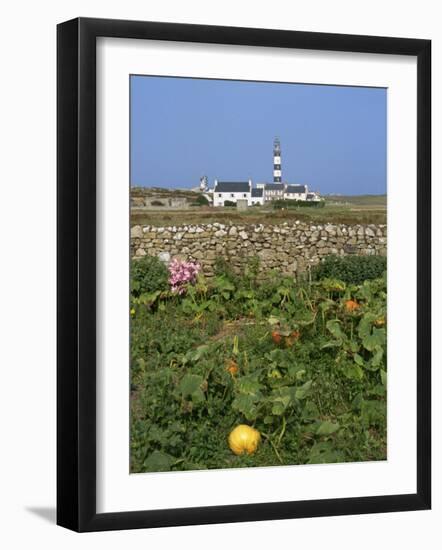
xmin=129 ymin=75 xmax=387 ymax=474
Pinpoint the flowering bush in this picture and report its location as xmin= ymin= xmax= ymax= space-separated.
xmin=168 ymin=258 xmax=201 ymax=294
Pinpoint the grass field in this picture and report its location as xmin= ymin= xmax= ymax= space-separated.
xmin=131 ymin=194 xmax=387 ymax=227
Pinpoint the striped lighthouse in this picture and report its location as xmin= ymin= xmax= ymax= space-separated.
xmin=273 ymin=137 xmax=281 ymax=183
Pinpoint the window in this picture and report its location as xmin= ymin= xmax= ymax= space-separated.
xmin=218 ymin=194 xmax=222 ymax=197
xmin=243 ymin=194 xmax=247 ymax=198
xmin=231 ymin=194 xmax=234 ymax=198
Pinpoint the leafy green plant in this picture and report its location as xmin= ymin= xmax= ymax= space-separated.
xmin=191 ymin=194 xmax=210 ymax=206
xmin=130 ymin=255 xmax=169 ymax=297
xmin=130 ymin=265 xmax=387 ymax=472
xmin=214 ymin=256 xmax=238 ymax=281
xmin=312 ymin=254 xmax=387 ymax=285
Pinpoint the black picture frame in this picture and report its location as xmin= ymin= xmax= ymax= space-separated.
xmin=57 ymin=17 xmax=431 ymax=532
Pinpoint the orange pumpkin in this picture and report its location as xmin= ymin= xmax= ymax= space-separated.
xmin=345 ymin=299 xmax=359 ymax=312
xmin=228 ymin=425 xmax=261 ymax=455
xmin=225 ymin=359 xmax=239 ymax=376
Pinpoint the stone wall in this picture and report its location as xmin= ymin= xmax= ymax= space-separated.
xmin=131 ymin=196 xmax=189 ymax=209
xmin=131 ymin=221 xmax=387 ymax=277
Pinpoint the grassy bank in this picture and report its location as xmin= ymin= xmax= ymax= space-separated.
xmin=131 ymin=201 xmax=386 ymax=227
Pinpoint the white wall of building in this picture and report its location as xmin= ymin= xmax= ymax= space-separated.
xmin=213 ymin=191 xmax=265 ymax=206
xmin=213 ymin=191 xmax=251 ymax=206
xmin=250 ymin=195 xmax=264 ymax=206
xmin=284 ymin=191 xmax=308 ymax=201
xmin=264 ymin=189 xmax=284 ymax=201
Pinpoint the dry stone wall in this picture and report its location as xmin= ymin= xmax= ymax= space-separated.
xmin=131 ymin=221 xmax=387 ymax=277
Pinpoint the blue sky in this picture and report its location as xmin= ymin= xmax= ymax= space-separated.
xmin=130 ymin=75 xmax=386 ymax=195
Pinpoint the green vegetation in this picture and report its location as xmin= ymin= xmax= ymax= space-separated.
xmin=131 ymin=198 xmax=387 ymax=226
xmin=130 ymin=257 xmax=387 ymax=473
xmin=131 ymin=203 xmax=386 ymax=227
xmin=272 ymin=199 xmax=325 ymax=209
xmin=313 ymin=255 xmax=387 ymax=285
xmin=191 ymin=194 xmax=210 ymax=206
xmin=325 ymin=194 xmax=387 ymax=207
xmin=130 ymin=255 xmax=169 ymax=297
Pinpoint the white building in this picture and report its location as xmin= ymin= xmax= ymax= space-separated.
xmin=212 ymin=180 xmax=264 ymax=207
xmin=284 ymin=184 xmax=308 ymax=201
xmin=250 ymin=187 xmax=264 ymax=206
xmin=306 ymin=192 xmax=321 ymax=202
xmin=211 ymin=180 xmax=320 ymax=206
xmin=213 ymin=180 xmax=252 ymax=207
xmin=260 ymin=183 xmax=285 ymax=202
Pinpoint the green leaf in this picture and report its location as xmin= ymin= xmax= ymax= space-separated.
xmin=271 ymin=396 xmax=291 ymax=415
xmin=342 ymin=363 xmax=364 ymax=380
xmin=288 ymin=364 xmax=304 ymax=378
xmin=139 ymin=290 xmax=161 ymax=306
xmin=319 ymin=298 xmax=335 ymax=312
xmin=380 ymin=369 xmax=387 ymax=386
xmin=236 ymin=375 xmax=262 ymax=396
xmin=143 ymin=451 xmax=174 ymax=472
xmin=349 ymin=340 xmax=360 ymax=353
xmin=267 ymin=315 xmax=280 ymax=325
xmin=270 ymin=386 xmax=297 ymax=415
xmin=320 ymin=340 xmax=342 ymax=350
xmin=351 ymin=393 xmax=363 ymax=411
xmin=177 ymin=374 xmax=205 ymax=402
xmin=326 ymin=319 xmax=344 ymax=340
xmin=353 ymin=353 xmax=364 ymax=367
xmin=362 ymin=328 xmax=385 ymax=351
xmin=188 ymin=344 xmax=210 ymax=362
xmin=316 ymin=421 xmax=340 ymax=435
xmin=308 ymin=441 xmax=344 ymax=464
xmin=360 ymin=399 xmax=386 ymax=428
xmin=302 ymin=401 xmax=320 ymax=421
xmin=358 ymin=313 xmax=378 ymax=339
xmin=295 ymin=380 xmax=313 ymax=400
xmin=370 ymin=346 xmax=384 ymax=368
xmin=232 ymin=394 xmax=259 ymax=420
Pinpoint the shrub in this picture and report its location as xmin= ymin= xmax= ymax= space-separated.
xmin=223 ymin=200 xmax=236 ymax=207
xmin=130 ymin=255 xmax=169 ymax=297
xmin=151 ymin=200 xmax=165 ymax=206
xmin=312 ymin=254 xmax=387 ymax=285
xmin=272 ymin=199 xmax=325 ymax=209
xmin=214 ymin=256 xmax=238 ymax=281
xmin=191 ymin=195 xmax=210 ymax=206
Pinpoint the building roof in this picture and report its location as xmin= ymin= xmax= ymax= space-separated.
xmin=264 ymin=183 xmax=284 ymax=191
xmin=251 ymin=188 xmax=263 ymax=198
xmin=215 ymin=181 xmax=250 ymax=193
xmin=286 ymin=185 xmax=306 ymax=194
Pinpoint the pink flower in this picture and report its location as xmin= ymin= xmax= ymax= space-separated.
xmin=168 ymin=258 xmax=201 ymax=294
